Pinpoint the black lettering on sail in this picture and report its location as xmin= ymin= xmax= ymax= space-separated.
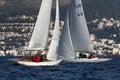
xmin=78 ymin=12 xmax=83 ymax=16
xmin=74 ymin=4 xmax=81 ymax=9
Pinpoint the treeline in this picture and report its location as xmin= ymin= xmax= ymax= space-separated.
xmin=83 ymin=0 xmax=120 ymax=21
xmin=0 ymin=0 xmax=120 ymax=21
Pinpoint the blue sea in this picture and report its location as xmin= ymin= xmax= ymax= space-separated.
xmin=0 ymin=56 xmax=120 ymax=80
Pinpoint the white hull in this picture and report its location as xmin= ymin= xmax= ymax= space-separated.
xmin=64 ymin=57 xmax=111 ymax=62
xmin=9 ymin=58 xmax=63 ymax=66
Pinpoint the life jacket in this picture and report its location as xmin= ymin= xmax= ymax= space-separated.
xmin=32 ymin=57 xmax=41 ymax=62
xmin=89 ymin=55 xmax=95 ymax=59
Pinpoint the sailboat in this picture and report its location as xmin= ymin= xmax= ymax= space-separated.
xmin=9 ymin=0 xmax=63 ymax=66
xmin=58 ymin=0 xmax=111 ymax=62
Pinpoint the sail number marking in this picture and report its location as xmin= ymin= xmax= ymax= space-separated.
xmin=74 ymin=4 xmax=81 ymax=9
xmin=73 ymin=3 xmax=83 ymax=17
xmin=78 ymin=12 xmax=83 ymax=16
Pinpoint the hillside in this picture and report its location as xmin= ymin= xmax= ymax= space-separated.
xmin=0 ymin=0 xmax=120 ymax=21
xmin=0 ymin=0 xmax=70 ymax=16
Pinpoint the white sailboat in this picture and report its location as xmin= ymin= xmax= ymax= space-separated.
xmin=58 ymin=0 xmax=111 ymax=62
xmin=9 ymin=0 xmax=62 ymax=66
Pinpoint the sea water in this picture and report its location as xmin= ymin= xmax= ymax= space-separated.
xmin=0 ymin=56 xmax=120 ymax=80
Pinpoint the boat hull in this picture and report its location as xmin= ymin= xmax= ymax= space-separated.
xmin=64 ymin=57 xmax=111 ymax=62
xmin=8 ymin=58 xmax=63 ymax=66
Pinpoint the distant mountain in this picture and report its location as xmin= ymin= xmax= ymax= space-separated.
xmin=0 ymin=0 xmax=70 ymax=20
xmin=0 ymin=0 xmax=70 ymax=7
xmin=0 ymin=0 xmax=120 ymax=21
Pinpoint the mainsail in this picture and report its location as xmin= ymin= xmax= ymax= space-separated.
xmin=59 ymin=0 xmax=95 ymax=58
xmin=28 ymin=0 xmax=53 ymax=50
xmin=69 ymin=0 xmax=95 ymax=53
xmin=47 ymin=0 xmax=60 ymax=60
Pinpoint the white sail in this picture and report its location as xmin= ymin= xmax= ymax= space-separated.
xmin=8 ymin=0 xmax=64 ymax=66
xmin=58 ymin=0 xmax=95 ymax=58
xmin=47 ymin=0 xmax=60 ymax=60
xmin=28 ymin=0 xmax=53 ymax=50
xmin=69 ymin=0 xmax=95 ymax=53
xmin=58 ymin=10 xmax=74 ymax=58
